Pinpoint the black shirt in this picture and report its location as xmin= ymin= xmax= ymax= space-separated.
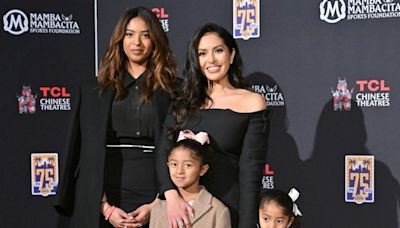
xmin=108 ymin=70 xmax=155 ymax=143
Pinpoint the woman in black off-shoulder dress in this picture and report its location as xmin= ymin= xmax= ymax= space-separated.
xmin=156 ymin=23 xmax=269 ymax=228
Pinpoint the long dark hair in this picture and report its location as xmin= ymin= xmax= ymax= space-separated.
xmin=172 ymin=23 xmax=250 ymax=133
xmin=259 ymin=189 xmax=301 ymax=228
xmin=98 ymin=7 xmax=177 ymax=102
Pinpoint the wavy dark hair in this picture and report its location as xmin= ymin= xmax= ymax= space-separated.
xmin=259 ymin=189 xmax=301 ymax=228
xmin=98 ymin=7 xmax=177 ymax=102
xmin=172 ymin=23 xmax=250 ymax=133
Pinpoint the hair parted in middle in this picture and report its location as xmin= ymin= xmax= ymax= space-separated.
xmin=98 ymin=7 xmax=177 ymax=102
xmin=172 ymin=23 xmax=251 ymax=134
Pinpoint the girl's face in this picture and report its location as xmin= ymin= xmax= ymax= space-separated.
xmin=197 ymin=32 xmax=235 ymax=83
xmin=259 ymin=201 xmax=294 ymax=228
xmin=167 ymin=147 xmax=209 ymax=191
xmin=123 ymin=16 xmax=154 ymax=66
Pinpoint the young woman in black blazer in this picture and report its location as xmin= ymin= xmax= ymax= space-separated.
xmin=55 ymin=7 xmax=177 ymax=228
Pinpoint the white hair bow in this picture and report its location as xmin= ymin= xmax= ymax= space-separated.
xmin=177 ymin=130 xmax=210 ymax=145
xmin=288 ymin=188 xmax=302 ymax=216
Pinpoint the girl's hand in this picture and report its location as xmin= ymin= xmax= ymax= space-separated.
xmin=165 ymin=190 xmax=194 ymax=228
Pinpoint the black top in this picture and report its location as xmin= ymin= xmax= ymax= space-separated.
xmin=104 ymin=71 xmax=159 ymax=215
xmin=108 ymin=71 xmax=154 ymax=142
xmin=157 ymin=108 xmax=270 ymax=228
xmin=54 ymin=75 xmax=175 ymax=228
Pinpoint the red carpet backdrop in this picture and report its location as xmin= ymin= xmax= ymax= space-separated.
xmin=1 ymin=0 xmax=399 ymax=227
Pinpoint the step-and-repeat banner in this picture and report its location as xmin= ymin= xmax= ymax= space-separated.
xmin=1 ymin=0 xmax=399 ymax=227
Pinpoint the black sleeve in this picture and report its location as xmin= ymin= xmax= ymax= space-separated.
xmin=155 ymin=109 xmax=177 ymax=198
xmin=53 ymin=84 xmax=82 ymax=216
xmin=238 ymin=110 xmax=270 ymax=228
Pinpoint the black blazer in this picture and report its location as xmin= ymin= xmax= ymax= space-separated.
xmin=54 ymin=79 xmax=173 ymax=227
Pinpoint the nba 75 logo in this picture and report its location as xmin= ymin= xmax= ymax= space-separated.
xmin=31 ymin=153 xmax=58 ymax=197
xmin=233 ymin=0 xmax=260 ymax=40
xmin=345 ymin=155 xmax=374 ymax=204
xmin=17 ymin=85 xmax=38 ymax=114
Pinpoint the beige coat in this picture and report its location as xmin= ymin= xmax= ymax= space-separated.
xmin=150 ymin=187 xmax=231 ymax=228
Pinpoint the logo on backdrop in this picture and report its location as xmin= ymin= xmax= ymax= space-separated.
xmin=31 ymin=153 xmax=59 ymax=197
xmin=3 ymin=8 xmax=80 ymax=35
xmin=39 ymin=86 xmax=71 ymax=111
xmin=331 ymin=78 xmax=391 ymax=110
xmin=3 ymin=9 xmax=29 ymax=35
xmin=355 ymin=80 xmax=390 ymax=107
xmin=261 ymin=163 xmax=275 ymax=190
xmin=253 ymin=84 xmax=285 ymax=107
xmin=320 ymin=0 xmax=400 ymax=23
xmin=17 ymin=85 xmax=71 ymax=113
xmin=320 ymin=0 xmax=347 ymax=23
xmin=152 ymin=8 xmax=169 ymax=32
xmin=233 ymin=0 xmax=260 ymax=40
xmin=345 ymin=155 xmax=374 ymax=204
xmin=331 ymin=78 xmax=354 ymax=111
xmin=17 ymin=85 xmax=38 ymax=114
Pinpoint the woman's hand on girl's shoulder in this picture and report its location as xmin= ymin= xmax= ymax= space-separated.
xmin=165 ymin=190 xmax=194 ymax=228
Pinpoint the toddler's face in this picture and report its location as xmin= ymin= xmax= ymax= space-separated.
xmin=259 ymin=201 xmax=293 ymax=228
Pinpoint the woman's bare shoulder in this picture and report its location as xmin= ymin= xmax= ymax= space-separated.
xmin=236 ymin=89 xmax=266 ymax=112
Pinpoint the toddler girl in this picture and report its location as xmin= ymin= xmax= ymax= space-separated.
xmin=258 ymin=188 xmax=302 ymax=228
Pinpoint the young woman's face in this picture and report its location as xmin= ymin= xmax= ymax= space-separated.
xmin=123 ymin=16 xmax=154 ymax=66
xmin=167 ymin=147 xmax=208 ymax=191
xmin=259 ymin=201 xmax=294 ymax=228
xmin=197 ymin=32 xmax=235 ymax=83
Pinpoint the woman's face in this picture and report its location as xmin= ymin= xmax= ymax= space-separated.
xmin=197 ymin=32 xmax=235 ymax=83
xmin=259 ymin=201 xmax=294 ymax=228
xmin=123 ymin=16 xmax=154 ymax=66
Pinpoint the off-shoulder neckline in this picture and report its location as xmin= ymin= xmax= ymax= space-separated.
xmin=199 ymin=108 xmax=267 ymax=114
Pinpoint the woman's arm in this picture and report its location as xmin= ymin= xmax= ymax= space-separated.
xmin=53 ymin=83 xmax=82 ymax=215
xmin=155 ymin=111 xmax=176 ymax=196
xmin=238 ymin=109 xmax=270 ymax=228
xmin=155 ymin=111 xmax=194 ymax=228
